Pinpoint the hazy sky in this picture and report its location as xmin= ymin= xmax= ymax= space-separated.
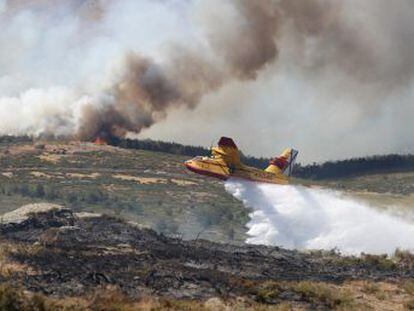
xmin=1 ymin=0 xmax=414 ymax=163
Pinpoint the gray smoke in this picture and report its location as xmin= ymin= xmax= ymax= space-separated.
xmin=77 ymin=0 xmax=284 ymax=140
xmin=0 ymin=1 xmax=413 ymax=161
xmin=143 ymin=0 xmax=414 ymax=162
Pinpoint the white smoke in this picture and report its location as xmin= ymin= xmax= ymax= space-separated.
xmin=225 ymin=179 xmax=414 ymax=255
xmin=0 ymin=0 xmax=6 ymax=14
xmin=2 ymin=1 xmax=414 ymax=161
xmin=0 ymin=0 xmax=193 ymax=137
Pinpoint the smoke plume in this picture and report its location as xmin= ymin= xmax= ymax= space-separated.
xmin=1 ymin=1 xmax=414 ymax=161
xmin=0 ymin=0 xmax=282 ymax=140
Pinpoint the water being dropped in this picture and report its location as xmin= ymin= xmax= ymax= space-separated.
xmin=225 ymin=179 xmax=414 ymax=255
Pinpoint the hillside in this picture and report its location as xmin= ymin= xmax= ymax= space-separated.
xmin=114 ymin=138 xmax=414 ymax=181
xmin=1 ymin=140 xmax=414 ymax=309
xmin=3 ymin=135 xmax=414 ymax=184
xmin=2 ymin=203 xmax=414 ymax=310
xmin=0 ymin=140 xmax=248 ymax=243
xmin=1 ymin=139 xmax=414 ymax=246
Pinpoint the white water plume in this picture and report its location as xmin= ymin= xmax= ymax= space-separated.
xmin=225 ymin=180 xmax=414 ymax=255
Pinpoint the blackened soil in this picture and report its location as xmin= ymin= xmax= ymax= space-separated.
xmin=1 ymin=211 xmax=413 ymax=300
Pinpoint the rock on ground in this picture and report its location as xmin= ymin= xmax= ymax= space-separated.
xmin=0 ymin=203 xmax=74 ymax=234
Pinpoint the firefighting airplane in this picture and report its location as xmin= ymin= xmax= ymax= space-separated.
xmin=185 ymin=137 xmax=298 ymax=184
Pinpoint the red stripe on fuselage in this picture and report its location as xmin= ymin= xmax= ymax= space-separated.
xmin=185 ymin=162 xmax=288 ymax=184
xmin=185 ymin=163 xmax=228 ymax=180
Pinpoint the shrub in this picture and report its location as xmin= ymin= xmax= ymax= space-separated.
xmin=293 ymin=281 xmax=354 ymax=309
xmin=0 ymin=284 xmax=21 ymax=311
xmin=406 ymin=299 xmax=414 ymax=310
xmin=360 ymin=253 xmax=396 ymax=270
xmin=65 ymin=192 xmax=78 ymax=204
xmin=394 ymin=249 xmax=414 ymax=269
xmin=0 ymin=284 xmax=49 ymax=311
xmin=30 ymin=184 xmax=45 ymax=198
xmin=44 ymin=185 xmax=58 ymax=200
xmin=362 ymin=282 xmax=380 ymax=294
xmin=403 ymin=280 xmax=414 ymax=296
xmin=256 ymin=281 xmax=281 ymax=304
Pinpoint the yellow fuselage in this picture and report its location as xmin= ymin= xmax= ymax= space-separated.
xmin=185 ymin=157 xmax=288 ymax=185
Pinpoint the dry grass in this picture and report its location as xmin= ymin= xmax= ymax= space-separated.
xmin=403 ymin=280 xmax=414 ymax=296
xmin=406 ymin=299 xmax=414 ymax=310
xmin=1 ymin=172 xmax=13 ymax=178
xmin=38 ymin=153 xmax=62 ymax=164
xmin=293 ymin=281 xmax=355 ymax=309
xmin=361 ymin=281 xmax=388 ymax=301
xmin=361 ymin=281 xmax=381 ymax=295
xmin=394 ymin=249 xmax=414 ymax=269
xmin=2 ymin=264 xmax=414 ymax=311
xmin=0 ymin=242 xmax=31 ymax=275
xmin=254 ymin=279 xmax=414 ymax=310
xmin=66 ymin=172 xmax=101 ymax=179
xmin=0 ymin=261 xmax=31 ymax=277
xmin=170 ymin=179 xmax=197 ymax=186
xmin=113 ymin=174 xmax=166 ymax=185
xmin=0 ymin=285 xmax=299 ymax=311
xmin=133 ymin=297 xmax=296 ymax=311
xmin=30 ymin=171 xmax=55 ymax=179
xmin=342 ymin=280 xmax=412 ymax=310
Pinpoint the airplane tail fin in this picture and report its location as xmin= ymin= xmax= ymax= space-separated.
xmin=265 ymin=148 xmax=299 ymax=176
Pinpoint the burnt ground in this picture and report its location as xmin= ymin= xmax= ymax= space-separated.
xmin=1 ymin=206 xmax=414 ymax=309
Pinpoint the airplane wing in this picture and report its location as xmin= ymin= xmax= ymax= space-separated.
xmin=211 ymin=137 xmax=241 ymax=169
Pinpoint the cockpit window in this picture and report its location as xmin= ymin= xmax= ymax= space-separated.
xmin=192 ymin=156 xmax=212 ymax=161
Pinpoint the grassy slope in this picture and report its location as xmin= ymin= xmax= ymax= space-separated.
xmin=0 ymin=141 xmax=248 ymax=243
xmin=2 ymin=141 xmax=414 ymax=310
xmin=2 ymin=141 xmax=414 ymax=243
xmin=313 ymin=171 xmax=414 ymax=196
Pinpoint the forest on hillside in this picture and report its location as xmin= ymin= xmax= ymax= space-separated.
xmin=116 ymin=138 xmax=414 ymax=180
xmin=1 ymin=135 xmax=414 ymax=180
